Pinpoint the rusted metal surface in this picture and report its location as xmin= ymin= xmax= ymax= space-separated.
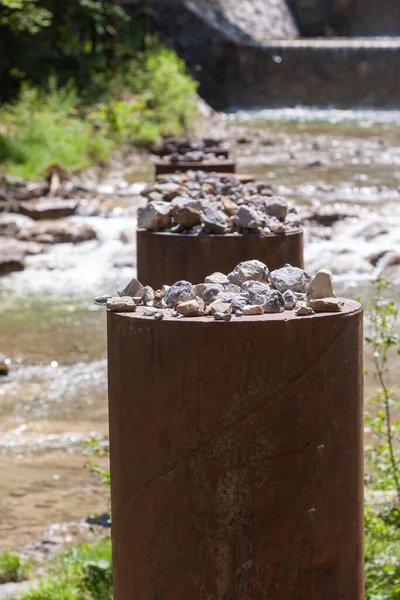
xmin=107 ymin=300 xmax=364 ymax=600
xmin=155 ymin=172 xmax=255 ymax=183
xmin=155 ymin=159 xmax=236 ymax=176
xmin=136 ymin=228 xmax=304 ymax=288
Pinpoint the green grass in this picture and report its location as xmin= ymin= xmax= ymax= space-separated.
xmin=0 ymin=550 xmax=29 ymax=584
xmin=0 ymin=41 xmax=198 ymax=180
xmin=18 ymin=538 xmax=112 ymax=600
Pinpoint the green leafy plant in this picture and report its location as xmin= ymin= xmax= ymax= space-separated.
xmin=0 ymin=550 xmax=29 ymax=584
xmin=364 ymin=278 xmax=400 ymax=599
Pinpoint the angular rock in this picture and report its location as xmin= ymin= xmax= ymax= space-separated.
xmin=118 ymin=278 xmax=143 ymax=298
xmin=164 ymin=280 xmax=195 ymax=307
xmin=233 ymin=206 xmax=262 ymax=230
xmin=173 ymin=206 xmax=201 ymax=229
xmin=295 ymin=302 xmax=314 ymax=316
xmin=207 ymin=300 xmax=232 ymax=315
xmin=213 ymin=312 xmax=232 ymax=321
xmin=283 ymin=290 xmax=297 ymax=309
xmin=269 ymin=264 xmax=312 ymax=293
xmin=201 ymin=206 xmax=227 ymax=234
xmin=137 ymin=201 xmax=172 ymax=230
xmin=142 ymin=285 xmax=155 ymax=305
xmin=220 ymin=196 xmax=238 ymax=216
xmin=263 ymin=197 xmax=289 ymax=220
xmin=262 ymin=290 xmax=285 ymax=313
xmin=107 ymin=297 xmax=137 ymax=312
xmin=241 ymin=281 xmax=271 ymax=305
xmin=308 ymin=297 xmax=343 ymax=313
xmin=175 ymin=299 xmax=205 ymax=317
xmin=201 ymin=284 xmax=225 ymax=304
xmin=205 ymin=272 xmax=229 ymax=285
xmin=19 ymin=199 xmax=79 ymax=220
xmin=228 ymin=260 xmax=269 ymax=287
xmin=143 ymin=306 xmax=159 ymax=316
xmin=94 ymin=295 xmax=112 ymax=305
xmin=306 ymin=269 xmax=335 ymax=300
xmin=243 ymin=305 xmax=264 ymax=315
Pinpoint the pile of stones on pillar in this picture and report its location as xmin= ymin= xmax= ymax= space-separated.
xmin=98 ymin=260 xmax=342 ymax=320
xmin=156 ymin=137 xmax=229 ymax=156
xmin=138 ymin=171 xmax=301 ymax=235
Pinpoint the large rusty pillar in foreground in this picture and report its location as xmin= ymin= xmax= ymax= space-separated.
xmin=136 ymin=228 xmax=304 ymax=289
xmin=107 ymin=301 xmax=364 ymax=600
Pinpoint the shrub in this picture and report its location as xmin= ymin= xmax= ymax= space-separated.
xmin=0 ymin=550 xmax=29 ymax=584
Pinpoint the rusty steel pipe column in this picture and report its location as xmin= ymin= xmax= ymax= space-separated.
xmin=154 ymin=159 xmax=236 ymax=176
xmin=136 ymin=229 xmax=304 ymax=289
xmin=107 ymin=301 xmax=364 ymax=600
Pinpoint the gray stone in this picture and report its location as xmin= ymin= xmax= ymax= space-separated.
xmin=205 ymin=272 xmax=229 ymax=285
xmin=201 ymin=206 xmax=227 ymax=234
xmin=241 ymin=280 xmax=271 ymax=305
xmin=233 ymin=205 xmax=262 ymax=230
xmin=283 ymin=290 xmax=297 ymax=309
xmin=225 ymin=283 xmax=241 ymax=293
xmin=164 ymin=280 xmax=195 ymax=307
xmin=308 ymin=297 xmax=343 ymax=313
xmin=295 ymin=302 xmax=315 ymax=316
xmin=161 ymin=284 xmax=170 ymax=295
xmin=262 ymin=290 xmax=285 ymax=313
xmin=154 ymin=311 xmax=164 ymax=320
xmin=137 ymin=201 xmax=172 ymax=230
xmin=207 ymin=300 xmax=232 ymax=315
xmin=269 ymin=221 xmax=286 ymax=234
xmin=118 ymin=278 xmax=144 ymax=298
xmin=306 ymin=269 xmax=335 ymax=300
xmin=173 ymin=205 xmax=201 ymax=228
xmin=213 ymin=312 xmax=232 ymax=321
xmin=175 ymin=299 xmax=205 ymax=317
xmin=94 ymin=295 xmax=112 ymax=305
xmin=202 ymin=284 xmax=225 ymax=304
xmin=107 ymin=297 xmax=137 ymax=312
xmin=263 ymin=197 xmax=289 ymax=220
xmin=143 ymin=306 xmax=158 ymax=316
xmin=269 ymin=264 xmax=312 ymax=293
xmin=142 ymin=285 xmax=155 ymax=305
xmin=228 ymin=259 xmax=269 ymax=286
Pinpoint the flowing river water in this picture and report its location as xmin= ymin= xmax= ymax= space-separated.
xmin=2 ymin=109 xmax=400 ymax=549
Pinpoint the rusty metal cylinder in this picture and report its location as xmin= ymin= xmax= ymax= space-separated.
xmin=155 ymin=159 xmax=236 ymax=176
xmin=107 ymin=300 xmax=364 ymax=600
xmin=136 ymin=229 xmax=304 ymax=289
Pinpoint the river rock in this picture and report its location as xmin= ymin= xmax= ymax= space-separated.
xmin=269 ymin=264 xmax=312 ymax=293
xmin=173 ymin=206 xmax=201 ymax=228
xmin=205 ymin=272 xmax=229 ymax=285
xmin=283 ymin=290 xmax=297 ymax=309
xmin=0 ymin=246 xmax=25 ymax=276
xmin=18 ymin=199 xmax=79 ymax=220
xmin=201 ymin=284 xmax=225 ymax=304
xmin=243 ymin=305 xmax=264 ymax=315
xmin=207 ymin=300 xmax=231 ymax=315
xmin=107 ymin=296 xmax=137 ymax=312
xmin=142 ymin=285 xmax=155 ymax=305
xmin=233 ymin=205 xmax=262 ymax=230
xmin=118 ymin=278 xmax=143 ymax=298
xmin=94 ymin=295 xmax=112 ymax=305
xmin=295 ymin=302 xmax=314 ymax=316
xmin=164 ymin=280 xmax=195 ymax=307
xmin=16 ymin=221 xmax=96 ymax=244
xmin=262 ymin=290 xmax=285 ymax=313
xmin=220 ymin=196 xmax=238 ymax=215
xmin=263 ymin=197 xmax=288 ymax=220
xmin=201 ymin=206 xmax=227 ymax=234
xmin=137 ymin=201 xmax=172 ymax=230
xmin=306 ymin=269 xmax=335 ymax=300
xmin=241 ymin=281 xmax=271 ymax=305
xmin=308 ymin=297 xmax=343 ymax=312
xmin=175 ymin=299 xmax=205 ymax=317
xmin=228 ymin=260 xmax=269 ymax=286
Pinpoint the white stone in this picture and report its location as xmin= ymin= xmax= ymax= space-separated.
xmin=307 ymin=297 xmax=343 ymax=313
xmin=243 ymin=305 xmax=264 ymax=315
xmin=306 ymin=269 xmax=335 ymax=300
xmin=107 ymin=297 xmax=136 ymax=312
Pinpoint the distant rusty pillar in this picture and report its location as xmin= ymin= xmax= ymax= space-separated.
xmin=154 ymin=160 xmax=236 ymax=176
xmin=136 ymin=229 xmax=304 ymax=289
xmin=107 ymin=301 xmax=364 ymax=600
